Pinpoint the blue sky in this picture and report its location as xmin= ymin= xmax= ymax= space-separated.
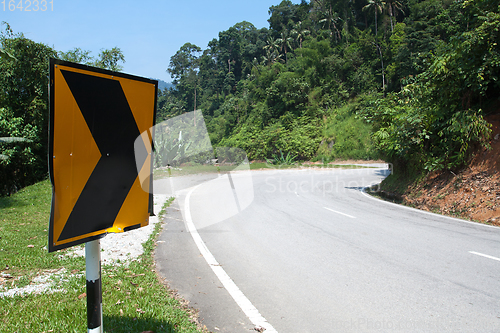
xmin=2 ymin=0 xmax=301 ymax=82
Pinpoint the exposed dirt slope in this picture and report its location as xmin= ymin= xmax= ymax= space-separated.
xmin=402 ymin=114 xmax=500 ymax=226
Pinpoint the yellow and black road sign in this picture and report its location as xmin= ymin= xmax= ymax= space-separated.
xmin=48 ymin=58 xmax=158 ymax=252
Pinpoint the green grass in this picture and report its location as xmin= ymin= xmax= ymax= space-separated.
xmin=248 ymin=162 xmax=270 ymax=170
xmin=152 ymin=159 xmax=377 ymax=177
xmin=153 ymin=164 xmax=218 ymax=179
xmin=0 ymin=181 xmax=204 ymax=333
xmin=249 ymin=162 xmax=299 ymax=170
xmin=303 ymin=163 xmax=376 ymax=169
xmin=316 ymin=104 xmax=378 ymax=162
xmin=379 ymin=167 xmax=426 ymax=197
xmin=249 ymin=161 xmax=377 ymax=170
xmin=154 ymin=164 xmax=247 ymax=179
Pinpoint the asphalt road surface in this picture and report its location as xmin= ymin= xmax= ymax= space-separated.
xmin=155 ymin=166 xmax=500 ymax=333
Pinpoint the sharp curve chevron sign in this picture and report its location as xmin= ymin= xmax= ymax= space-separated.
xmin=48 ymin=58 xmax=157 ymax=252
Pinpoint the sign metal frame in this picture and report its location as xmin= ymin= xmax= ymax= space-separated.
xmin=48 ymin=58 xmax=157 ymax=252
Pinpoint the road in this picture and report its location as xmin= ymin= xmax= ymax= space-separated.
xmin=154 ymin=166 xmax=500 ymax=333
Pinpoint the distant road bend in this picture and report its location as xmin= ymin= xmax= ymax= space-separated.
xmin=155 ymin=165 xmax=500 ymax=333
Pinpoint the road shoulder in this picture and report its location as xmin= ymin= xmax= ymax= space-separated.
xmin=154 ymin=199 xmax=255 ymax=333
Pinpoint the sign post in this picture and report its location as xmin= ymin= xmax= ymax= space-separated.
xmin=85 ymin=240 xmax=103 ymax=333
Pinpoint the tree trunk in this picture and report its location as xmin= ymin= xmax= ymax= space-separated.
xmin=194 ymin=86 xmax=197 ymax=112
xmin=389 ymin=4 xmax=394 ymax=33
xmin=193 ymin=82 xmax=197 ymax=126
xmin=375 ymin=43 xmax=386 ymax=92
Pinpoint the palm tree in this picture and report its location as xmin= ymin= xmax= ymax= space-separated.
xmin=291 ymin=21 xmax=310 ymax=49
xmin=276 ymin=29 xmax=294 ymax=63
xmin=262 ymin=48 xmax=284 ymax=66
xmin=264 ymin=37 xmax=280 ymax=55
xmin=372 ymin=42 xmax=386 ymax=92
xmin=363 ymin=0 xmax=386 ymax=36
xmin=313 ymin=0 xmax=342 ymax=43
xmin=385 ymin=0 xmax=405 ymax=32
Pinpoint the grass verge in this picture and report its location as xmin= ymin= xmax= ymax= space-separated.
xmin=0 ymin=180 xmax=204 ymax=333
xmin=364 ymin=165 xmax=428 ymax=204
xmin=153 ymin=161 xmax=377 ymax=178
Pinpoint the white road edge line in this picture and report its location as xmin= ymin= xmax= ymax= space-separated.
xmin=469 ymin=251 xmax=500 ymax=262
xmin=184 ymin=185 xmax=278 ymax=333
xmin=324 ymin=207 xmax=356 ymax=219
xmin=360 ymin=187 xmax=500 ymax=230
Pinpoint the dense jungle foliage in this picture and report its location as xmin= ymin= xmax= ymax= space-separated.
xmin=158 ymin=0 xmax=499 ymax=174
xmin=1 ymin=0 xmax=498 ymax=195
xmin=0 ymin=23 xmax=125 ymax=195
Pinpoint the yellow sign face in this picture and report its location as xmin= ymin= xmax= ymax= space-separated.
xmin=48 ymin=59 xmax=157 ymax=252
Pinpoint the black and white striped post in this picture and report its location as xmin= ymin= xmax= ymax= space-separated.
xmin=85 ymin=239 xmax=103 ymax=333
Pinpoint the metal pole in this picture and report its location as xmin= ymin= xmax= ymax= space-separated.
xmin=227 ymin=172 xmax=241 ymax=213
xmin=85 ymin=239 xmax=103 ymax=333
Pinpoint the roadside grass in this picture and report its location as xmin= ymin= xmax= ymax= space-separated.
xmin=315 ymin=103 xmax=377 ymax=161
xmin=250 ymin=162 xmax=376 ymax=170
xmin=0 ymin=180 xmax=203 ymax=333
xmin=303 ymin=164 xmax=376 ymax=169
xmin=152 ymin=161 xmax=377 ymax=178
xmin=153 ymin=165 xmax=219 ymax=180
xmin=152 ymin=160 xmax=371 ymax=175
xmin=154 ymin=164 xmax=244 ymax=179
xmin=378 ymin=167 xmax=426 ymax=197
xmin=364 ymin=166 xmax=427 ymax=204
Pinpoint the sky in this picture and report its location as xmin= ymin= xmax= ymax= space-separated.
xmin=2 ymin=0 xmax=301 ymax=83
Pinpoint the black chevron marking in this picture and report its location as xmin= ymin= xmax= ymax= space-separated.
xmin=58 ymin=70 xmax=147 ymax=241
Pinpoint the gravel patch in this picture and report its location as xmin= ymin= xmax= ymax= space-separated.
xmin=0 ymin=194 xmax=169 ymax=298
xmin=0 ymin=268 xmax=70 ymax=297
xmin=66 ymin=194 xmax=169 ymax=265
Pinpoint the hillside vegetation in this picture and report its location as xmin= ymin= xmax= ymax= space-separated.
xmin=1 ymin=0 xmax=499 ymax=195
xmin=0 ymin=24 xmax=125 ymax=195
xmin=158 ymin=0 xmax=499 ymax=175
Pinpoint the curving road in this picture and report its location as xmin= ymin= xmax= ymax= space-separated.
xmin=155 ymin=166 xmax=500 ymax=333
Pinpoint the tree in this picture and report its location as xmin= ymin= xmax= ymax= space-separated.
xmin=150 ymin=0 xmax=498 ymax=173
xmin=363 ymin=0 xmax=386 ymax=36
xmin=263 ymin=36 xmax=282 ymax=65
xmin=58 ymin=47 xmax=125 ymax=71
xmin=314 ymin=0 xmax=342 ymax=42
xmin=0 ymin=27 xmax=56 ymax=194
xmin=373 ymin=42 xmax=386 ymax=91
xmin=0 ymin=137 xmax=31 ymax=161
xmin=168 ymin=43 xmax=202 ymax=111
xmin=233 ymin=21 xmax=258 ymax=40
xmin=385 ymin=0 xmax=405 ymax=32
xmin=264 ymin=36 xmax=280 ymax=55
xmin=94 ymin=47 xmax=125 ymax=71
xmin=217 ymin=27 xmax=242 ymax=75
xmin=0 ymin=24 xmax=16 ymax=61
xmin=262 ymin=48 xmax=284 ymax=66
xmin=363 ymin=0 xmax=497 ymax=172
xmin=0 ymin=47 xmax=16 ymax=61
xmin=167 ymin=43 xmax=201 ymax=84
xmin=418 ymin=0 xmax=500 ymax=111
xmin=268 ymin=0 xmax=299 ymax=35
xmin=291 ymin=21 xmax=310 ymax=48
xmin=276 ymin=29 xmax=294 ymax=63
xmin=58 ymin=47 xmax=94 ymax=65
xmin=0 ymin=39 xmax=29 ymax=165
